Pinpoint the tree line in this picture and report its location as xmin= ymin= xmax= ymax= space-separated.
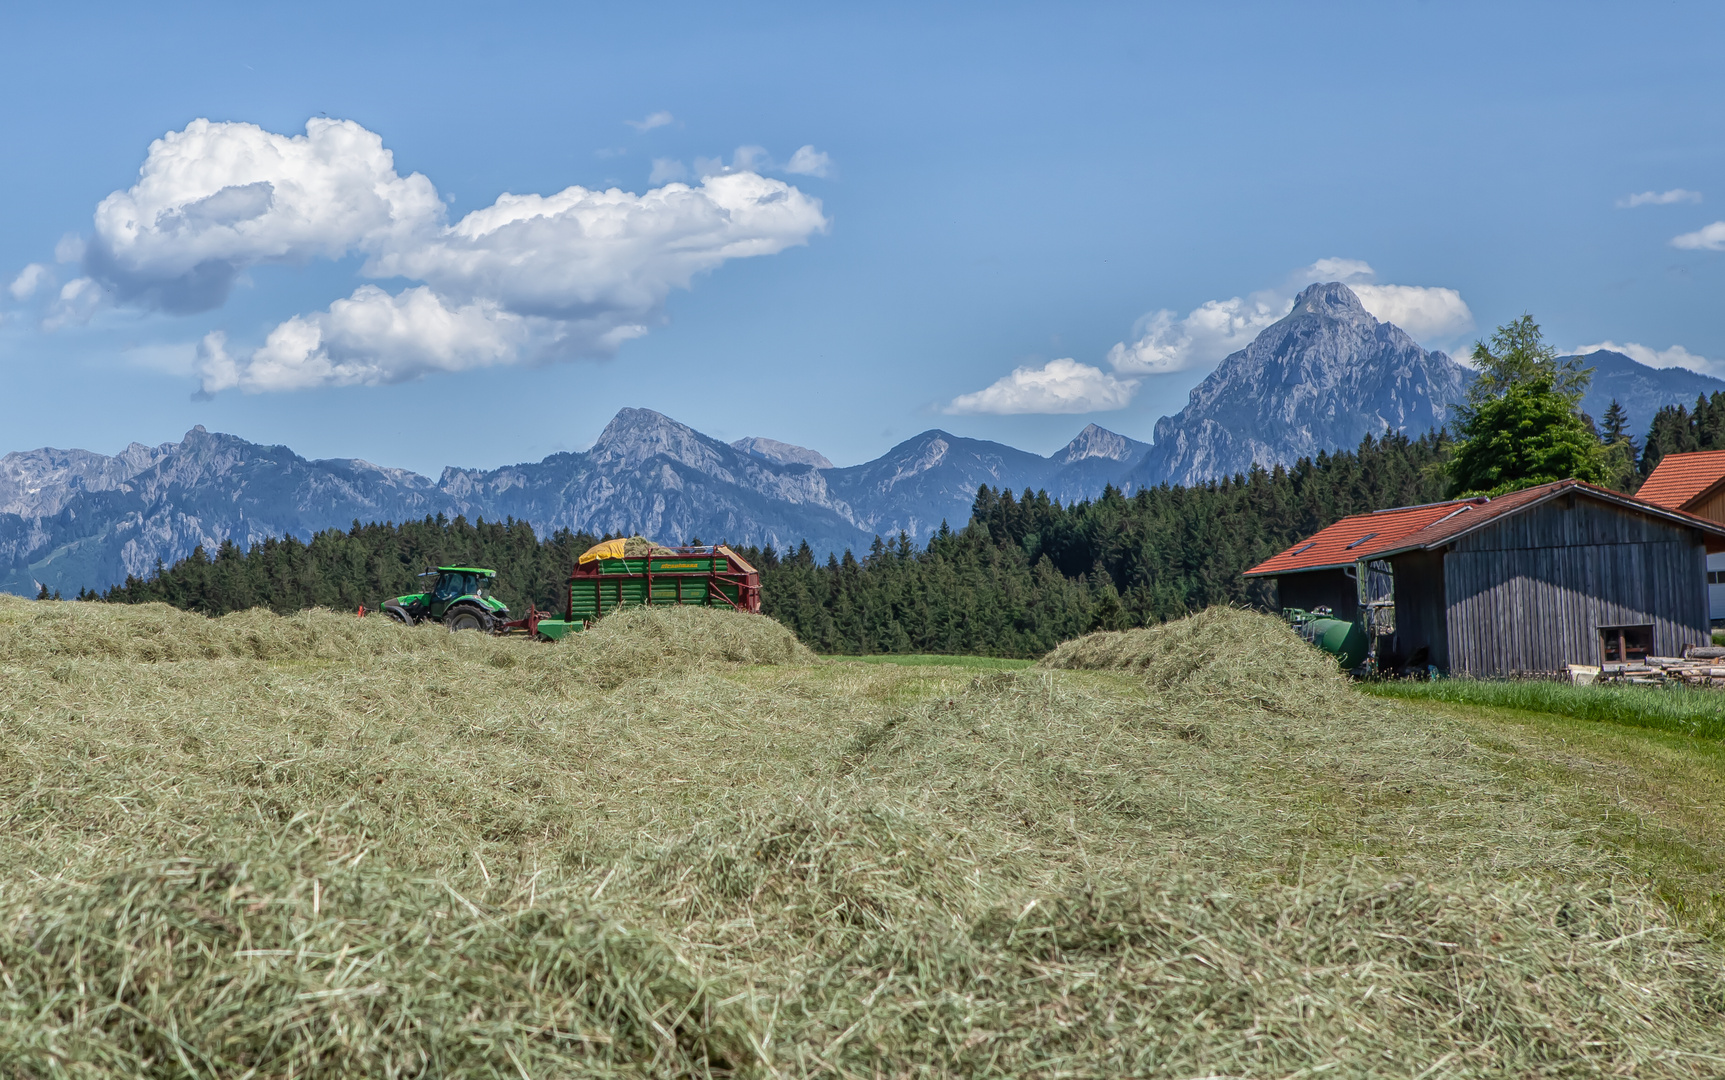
xmin=86 ymin=430 xmax=1450 ymax=656
xmin=69 ymin=316 xmax=1711 ymax=656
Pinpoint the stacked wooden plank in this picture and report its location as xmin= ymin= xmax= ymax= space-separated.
xmin=1585 ymin=645 xmax=1725 ymax=687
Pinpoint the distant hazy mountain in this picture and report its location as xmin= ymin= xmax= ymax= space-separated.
xmin=1572 ymin=349 xmax=1725 ymax=438
xmin=1 ymin=412 xmax=1152 ymax=596
xmin=731 ymin=436 xmax=835 ymax=469
xmin=1135 ymin=282 xmax=1472 ymax=486
xmin=8 ymin=310 xmax=1718 ymax=597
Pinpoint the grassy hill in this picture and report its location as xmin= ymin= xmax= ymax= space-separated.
xmin=2 ymin=596 xmax=1723 ymax=1076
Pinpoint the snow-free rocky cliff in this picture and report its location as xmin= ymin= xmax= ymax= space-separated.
xmin=1 ymin=413 xmax=1153 ymax=595
xmin=8 ymin=289 xmax=1722 ymax=596
xmin=1134 ymin=281 xmax=1473 ymax=487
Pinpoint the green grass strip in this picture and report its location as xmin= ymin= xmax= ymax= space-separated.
xmin=822 ymin=653 xmax=1035 ymax=669
xmin=1361 ymin=678 xmax=1725 ymax=740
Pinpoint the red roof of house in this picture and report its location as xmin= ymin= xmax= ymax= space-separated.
xmin=1636 ymin=450 xmax=1725 ymax=511
xmin=1244 ymin=478 xmax=1725 ymax=577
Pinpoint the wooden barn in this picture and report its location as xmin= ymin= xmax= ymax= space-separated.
xmin=1245 ymin=478 xmax=1725 ymax=676
xmin=1633 ymin=449 xmax=1725 ymax=622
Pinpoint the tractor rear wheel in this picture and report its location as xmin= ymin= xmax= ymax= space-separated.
xmin=444 ymin=605 xmax=494 ymax=633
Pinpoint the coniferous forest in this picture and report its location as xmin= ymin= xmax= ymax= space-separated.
xmin=94 ymin=431 xmax=1454 ymax=657
xmin=89 ymin=384 xmax=1725 ymax=657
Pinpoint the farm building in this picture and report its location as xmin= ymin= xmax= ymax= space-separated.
xmin=1245 ymin=478 xmax=1725 ymax=676
xmin=1633 ymin=449 xmax=1725 ymax=622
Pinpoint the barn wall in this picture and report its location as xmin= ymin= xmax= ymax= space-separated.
xmin=1444 ymin=497 xmax=1710 ymax=675
xmin=1275 ymin=568 xmax=1357 ymax=621
xmin=1687 ymin=486 xmax=1725 ymax=526
xmin=1389 ymin=549 xmax=1447 ymax=671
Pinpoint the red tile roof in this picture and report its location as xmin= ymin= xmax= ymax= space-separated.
xmin=1636 ymin=450 xmax=1725 ymax=511
xmin=1243 ymin=498 xmax=1487 ymax=576
xmin=1244 ymin=478 xmax=1725 ymax=577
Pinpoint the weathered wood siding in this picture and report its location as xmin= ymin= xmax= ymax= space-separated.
xmin=1444 ymin=497 xmax=1710 ymax=675
xmin=1276 ymin=568 xmax=1357 ymax=621
xmin=1687 ymin=486 xmax=1725 ymax=526
xmin=1389 ymin=549 xmax=1447 ymax=671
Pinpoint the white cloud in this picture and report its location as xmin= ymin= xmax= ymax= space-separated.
xmin=1578 ymin=340 xmax=1722 ymax=378
xmin=1296 ymin=257 xmax=1374 ymax=284
xmin=1673 ymin=221 xmax=1725 ymax=251
xmin=52 ymin=117 xmax=828 ymax=393
xmin=366 ymin=171 xmax=827 ymax=318
xmin=1105 ymin=295 xmax=1289 ymax=376
xmin=43 ymin=277 xmax=105 ymax=330
xmin=54 ymin=234 xmax=84 ymax=264
xmin=84 ymin=118 xmax=442 ymax=314
xmin=203 ymin=169 xmax=825 ymax=393
xmin=8 ymin=263 xmax=51 ymax=301
xmin=786 ymin=145 xmax=834 ymax=178
xmin=626 ymin=111 xmax=673 ymax=132
xmin=946 ymin=358 xmax=1138 ymax=415
xmin=648 ymin=158 xmax=689 ymax=184
xmin=1348 ymin=283 xmax=1473 ymax=340
xmin=1619 ymin=189 xmax=1702 ymax=208
xmin=196 ymin=287 xmax=543 ymax=393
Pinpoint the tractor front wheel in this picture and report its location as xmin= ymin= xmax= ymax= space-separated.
xmin=444 ymin=605 xmax=495 ymax=633
xmin=384 ymin=604 xmax=414 ymax=626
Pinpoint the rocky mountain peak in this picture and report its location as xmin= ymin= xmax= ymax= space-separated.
xmin=1291 ymin=280 xmax=1371 ymax=319
xmin=1135 ymin=284 xmax=1470 ymax=487
xmin=589 ymin=408 xmax=726 ymax=473
xmin=731 ymin=436 xmax=835 ymax=469
xmin=1055 ymin=424 xmax=1137 ymax=464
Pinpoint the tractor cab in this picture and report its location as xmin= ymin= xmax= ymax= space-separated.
xmin=383 ymin=566 xmax=509 ymax=629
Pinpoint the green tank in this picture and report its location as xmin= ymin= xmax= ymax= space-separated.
xmin=1304 ymin=616 xmax=1369 ymax=669
xmin=1283 ymin=608 xmax=1370 ymax=670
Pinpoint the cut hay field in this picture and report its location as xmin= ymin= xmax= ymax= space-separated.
xmin=3 ymin=595 xmax=1725 ymax=1077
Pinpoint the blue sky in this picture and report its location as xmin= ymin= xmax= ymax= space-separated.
xmin=2 ymin=2 xmax=1723 ymax=475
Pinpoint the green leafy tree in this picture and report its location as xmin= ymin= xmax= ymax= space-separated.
xmin=1459 ymin=314 xmax=1591 ymax=414
xmin=1449 ymin=377 xmax=1607 ymax=495
xmin=1448 ymin=316 xmax=1604 ymax=496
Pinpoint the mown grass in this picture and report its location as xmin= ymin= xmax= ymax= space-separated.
xmin=2 ymin=597 xmax=1724 ymax=1077
xmin=1416 ymin=697 xmax=1725 ymax=941
xmin=822 ymin=652 xmax=1034 ymax=669
xmin=1362 ymin=676 xmax=1725 ymax=740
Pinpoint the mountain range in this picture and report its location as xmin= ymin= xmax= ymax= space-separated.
xmin=4 ymin=282 xmax=1718 ymax=596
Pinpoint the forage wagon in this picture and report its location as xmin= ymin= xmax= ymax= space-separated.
xmin=381 ymin=537 xmax=762 ymax=640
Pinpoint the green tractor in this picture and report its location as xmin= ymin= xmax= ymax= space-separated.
xmin=383 ymin=567 xmax=511 ymax=632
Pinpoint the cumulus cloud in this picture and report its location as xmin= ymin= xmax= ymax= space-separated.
xmin=85 ymin=118 xmax=442 ymax=314
xmin=196 ymin=287 xmax=542 ymax=393
xmin=8 ymin=263 xmax=51 ymax=301
xmin=1348 ymin=284 xmax=1473 ymax=340
xmin=1578 ymin=340 xmax=1721 ymax=378
xmin=1673 ymin=222 xmax=1725 ymax=251
xmin=204 ymin=168 xmax=825 ymax=392
xmin=786 ymin=145 xmax=834 ymax=178
xmin=946 ymin=358 xmax=1137 ymax=415
xmin=948 ymin=257 xmax=1473 ymax=415
xmin=1619 ymin=189 xmax=1701 ymax=208
xmin=1105 ymin=296 xmax=1288 ymax=376
xmin=50 ymin=117 xmax=828 ymax=393
xmin=626 ymin=111 xmax=674 ymax=132
xmin=364 ymin=171 xmax=827 ymax=319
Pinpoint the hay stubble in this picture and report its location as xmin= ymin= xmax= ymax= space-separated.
xmin=1 ymin=597 xmax=1722 ymax=1077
